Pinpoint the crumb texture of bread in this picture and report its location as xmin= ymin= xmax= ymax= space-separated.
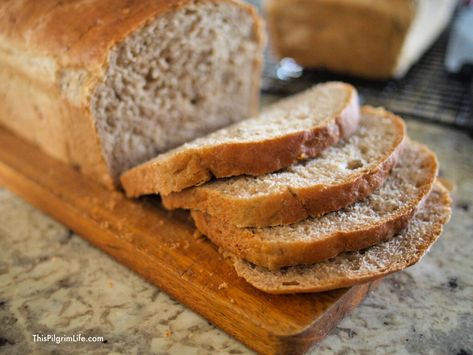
xmin=163 ymin=106 xmax=405 ymax=227
xmin=192 ymin=139 xmax=438 ymax=269
xmin=234 ymin=182 xmax=452 ymax=294
xmin=121 ymin=82 xmax=360 ymax=196
xmin=91 ymin=0 xmax=261 ymax=180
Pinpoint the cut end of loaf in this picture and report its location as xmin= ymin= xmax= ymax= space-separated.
xmin=91 ymin=0 xmax=262 ymax=182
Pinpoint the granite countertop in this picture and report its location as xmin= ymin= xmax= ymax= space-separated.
xmin=1 ymin=118 xmax=472 ymax=355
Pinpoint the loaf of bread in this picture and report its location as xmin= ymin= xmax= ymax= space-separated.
xmin=163 ymin=106 xmax=406 ymax=227
xmin=0 ymin=0 xmax=264 ymax=188
xmin=192 ymin=139 xmax=438 ymax=270
xmin=121 ymin=82 xmax=360 ymax=196
xmin=265 ymin=0 xmax=457 ymax=79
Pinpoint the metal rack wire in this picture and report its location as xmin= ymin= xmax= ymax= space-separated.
xmin=261 ymin=25 xmax=472 ymax=131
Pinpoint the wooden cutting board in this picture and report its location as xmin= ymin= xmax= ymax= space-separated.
xmin=0 ymin=126 xmax=379 ymax=355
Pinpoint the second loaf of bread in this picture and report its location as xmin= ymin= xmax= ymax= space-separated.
xmin=265 ymin=0 xmax=456 ymax=79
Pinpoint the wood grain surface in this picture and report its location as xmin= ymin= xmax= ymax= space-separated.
xmin=0 ymin=126 xmax=379 ymax=355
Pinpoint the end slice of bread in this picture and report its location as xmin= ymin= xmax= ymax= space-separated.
xmin=192 ymin=139 xmax=438 ymax=270
xmin=163 ymin=106 xmax=405 ymax=227
xmin=233 ymin=182 xmax=452 ymax=294
xmin=120 ymin=82 xmax=360 ymax=196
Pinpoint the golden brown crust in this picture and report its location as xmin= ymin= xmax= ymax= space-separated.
xmin=121 ymin=83 xmax=360 ymax=196
xmin=191 ymin=140 xmax=439 ymax=270
xmin=265 ymin=0 xmax=415 ymax=79
xmin=233 ymin=182 xmax=452 ymax=294
xmin=162 ymin=107 xmax=405 ymax=227
xmin=0 ymin=0 xmax=264 ymax=189
xmin=0 ymin=1 xmax=202 ymax=69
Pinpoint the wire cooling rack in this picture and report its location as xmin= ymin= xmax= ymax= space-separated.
xmin=260 ymin=18 xmax=473 ymax=132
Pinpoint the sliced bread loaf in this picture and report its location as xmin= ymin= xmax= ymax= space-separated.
xmin=233 ymin=182 xmax=452 ymax=294
xmin=192 ymin=139 xmax=438 ymax=270
xmin=163 ymin=106 xmax=405 ymax=227
xmin=0 ymin=0 xmax=264 ymax=188
xmin=121 ymin=82 xmax=360 ymax=196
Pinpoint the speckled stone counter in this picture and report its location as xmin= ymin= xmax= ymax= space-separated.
xmin=1 ymin=119 xmax=472 ymax=355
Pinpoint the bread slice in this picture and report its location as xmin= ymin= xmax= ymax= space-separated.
xmin=163 ymin=106 xmax=405 ymax=227
xmin=120 ymin=82 xmax=360 ymax=196
xmin=233 ymin=182 xmax=452 ymax=294
xmin=192 ymin=139 xmax=438 ymax=270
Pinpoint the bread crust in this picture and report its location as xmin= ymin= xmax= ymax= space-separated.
xmin=0 ymin=0 xmax=264 ymax=188
xmin=121 ymin=82 xmax=360 ymax=196
xmin=191 ymin=140 xmax=439 ymax=270
xmin=233 ymin=182 xmax=452 ymax=294
xmin=163 ymin=107 xmax=405 ymax=227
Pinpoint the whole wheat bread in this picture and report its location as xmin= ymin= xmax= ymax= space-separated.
xmin=233 ymin=182 xmax=452 ymax=294
xmin=121 ymin=82 xmax=360 ymax=196
xmin=163 ymin=106 xmax=405 ymax=227
xmin=192 ymin=139 xmax=438 ymax=270
xmin=0 ymin=0 xmax=264 ymax=188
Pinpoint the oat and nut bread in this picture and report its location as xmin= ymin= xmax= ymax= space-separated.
xmin=0 ymin=0 xmax=264 ymax=187
xmin=265 ymin=0 xmax=456 ymax=79
xmin=233 ymin=182 xmax=452 ymax=294
xmin=163 ymin=106 xmax=405 ymax=227
xmin=192 ymin=139 xmax=438 ymax=270
xmin=121 ymin=82 xmax=360 ymax=196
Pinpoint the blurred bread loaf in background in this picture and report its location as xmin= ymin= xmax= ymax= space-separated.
xmin=265 ymin=0 xmax=457 ymax=79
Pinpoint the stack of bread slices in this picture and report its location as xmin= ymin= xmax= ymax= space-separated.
xmin=121 ymin=82 xmax=452 ymax=294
